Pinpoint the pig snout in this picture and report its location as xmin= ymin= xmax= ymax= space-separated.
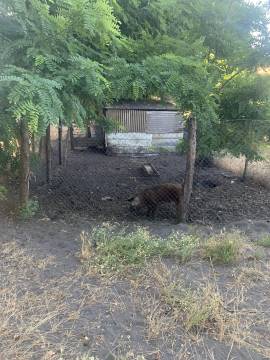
xmin=128 ymin=196 xmax=142 ymax=213
xmin=130 ymin=196 xmax=141 ymax=208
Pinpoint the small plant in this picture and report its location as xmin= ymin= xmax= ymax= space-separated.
xmin=19 ymin=199 xmax=39 ymax=220
xmin=80 ymin=226 xmax=198 ymax=274
xmin=184 ymin=284 xmax=224 ymax=332
xmin=203 ymin=232 xmax=242 ymax=265
xmin=0 ymin=185 xmax=7 ymax=201
xmin=257 ymin=235 xmax=270 ymax=247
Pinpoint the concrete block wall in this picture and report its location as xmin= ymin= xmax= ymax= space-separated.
xmin=106 ymin=132 xmax=183 ymax=154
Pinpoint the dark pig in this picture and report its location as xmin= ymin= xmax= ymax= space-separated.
xmin=129 ymin=183 xmax=184 ymax=222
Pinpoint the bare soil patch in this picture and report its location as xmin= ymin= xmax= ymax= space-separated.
xmin=32 ymin=151 xmax=270 ymax=225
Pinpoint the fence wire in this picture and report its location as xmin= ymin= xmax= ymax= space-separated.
xmin=30 ymin=121 xmax=270 ymax=225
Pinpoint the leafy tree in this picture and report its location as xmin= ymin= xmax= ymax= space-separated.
xmin=218 ymin=73 xmax=270 ymax=178
xmin=0 ymin=0 xmax=120 ymax=206
xmin=0 ymin=0 xmax=269 ymax=211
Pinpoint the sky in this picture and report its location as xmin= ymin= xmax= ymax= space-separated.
xmin=248 ymin=0 xmax=269 ymax=5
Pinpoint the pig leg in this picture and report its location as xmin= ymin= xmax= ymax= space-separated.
xmin=147 ymin=203 xmax=157 ymax=218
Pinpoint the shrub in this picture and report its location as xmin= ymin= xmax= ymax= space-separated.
xmin=203 ymin=232 xmax=242 ymax=264
xmin=19 ymin=199 xmax=39 ymax=220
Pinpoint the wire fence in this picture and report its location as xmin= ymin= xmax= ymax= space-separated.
xmin=30 ymin=120 xmax=270 ymax=225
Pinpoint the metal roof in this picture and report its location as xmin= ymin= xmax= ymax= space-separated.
xmin=104 ymin=100 xmax=177 ymax=111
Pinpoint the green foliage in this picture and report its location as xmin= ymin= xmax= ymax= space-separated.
xmin=0 ymin=0 xmax=121 ymax=177
xmin=218 ymin=74 xmax=270 ymax=160
xmin=1 ymin=0 xmax=269 ymax=175
xmin=19 ymin=199 xmax=39 ymax=220
xmin=204 ymin=233 xmax=243 ymax=265
xmin=81 ymin=225 xmax=198 ymax=274
xmin=176 ymin=139 xmax=187 ymax=155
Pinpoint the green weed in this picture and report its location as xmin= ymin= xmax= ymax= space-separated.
xmin=81 ymin=226 xmax=198 ymax=274
xmin=203 ymin=232 xmax=242 ymax=265
xmin=0 ymin=185 xmax=7 ymax=201
xmin=19 ymin=199 xmax=39 ymax=220
xmin=257 ymin=235 xmax=270 ymax=247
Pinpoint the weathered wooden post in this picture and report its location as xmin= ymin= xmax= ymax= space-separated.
xmin=46 ymin=124 xmax=52 ymax=183
xmin=242 ymin=157 xmax=249 ymax=181
xmin=70 ymin=126 xmax=75 ymax=151
xmin=31 ymin=133 xmax=36 ymax=154
xmin=19 ymin=119 xmax=30 ymax=207
xmin=181 ymin=116 xmax=197 ymax=222
xmin=58 ymin=119 xmax=62 ymax=165
xmin=102 ymin=108 xmax=107 ymax=151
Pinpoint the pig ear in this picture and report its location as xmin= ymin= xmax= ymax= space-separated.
xmin=127 ymin=196 xmax=135 ymax=202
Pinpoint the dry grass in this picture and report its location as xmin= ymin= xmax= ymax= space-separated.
xmin=1 ymin=225 xmax=270 ymax=359
xmin=214 ymin=154 xmax=270 ymax=189
xmin=233 ymin=263 xmax=269 ymax=286
xmin=133 ymin=259 xmax=270 ymax=358
xmin=139 ymin=261 xmax=236 ymax=339
xmin=0 ymin=240 xmax=104 ymax=359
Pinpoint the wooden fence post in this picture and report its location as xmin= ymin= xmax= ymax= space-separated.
xmin=58 ymin=119 xmax=62 ymax=165
xmin=19 ymin=119 xmax=30 ymax=207
xmin=31 ymin=133 xmax=36 ymax=154
xmin=64 ymin=128 xmax=70 ymax=167
xmin=46 ymin=124 xmax=52 ymax=183
xmin=181 ymin=116 xmax=197 ymax=222
xmin=70 ymin=126 xmax=74 ymax=151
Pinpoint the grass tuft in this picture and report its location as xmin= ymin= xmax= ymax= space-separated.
xmin=80 ymin=225 xmax=198 ymax=274
xmin=142 ymin=261 xmax=229 ymax=337
xmin=203 ymin=232 xmax=242 ymax=265
xmin=257 ymin=235 xmax=270 ymax=247
xmin=0 ymin=185 xmax=7 ymax=201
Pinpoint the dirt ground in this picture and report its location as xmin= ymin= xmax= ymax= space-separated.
xmin=32 ymin=150 xmax=270 ymax=225
xmin=2 ymin=151 xmax=270 ymax=359
xmin=1 ymin=210 xmax=270 ymax=360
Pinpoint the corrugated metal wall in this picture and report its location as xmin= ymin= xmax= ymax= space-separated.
xmin=106 ymin=109 xmax=147 ymax=132
xmin=106 ymin=109 xmax=183 ymax=134
xmin=146 ymin=111 xmax=183 ymax=134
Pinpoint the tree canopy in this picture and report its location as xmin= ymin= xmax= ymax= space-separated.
xmin=0 ymin=0 xmax=269 ymax=170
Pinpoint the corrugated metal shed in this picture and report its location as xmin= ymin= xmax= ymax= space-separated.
xmin=105 ymin=102 xmax=183 ymax=134
xmin=104 ymin=101 xmax=184 ymax=154
xmin=146 ymin=111 xmax=183 ymax=134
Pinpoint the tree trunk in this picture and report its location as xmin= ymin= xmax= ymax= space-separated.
xmin=39 ymin=136 xmax=44 ymax=158
xmin=31 ymin=133 xmax=36 ymax=154
xmin=46 ymin=125 xmax=52 ymax=183
xmin=70 ymin=126 xmax=74 ymax=151
xmin=64 ymin=128 xmax=70 ymax=167
xmin=242 ymin=157 xmax=249 ymax=181
xmin=180 ymin=116 xmax=197 ymax=222
xmin=58 ymin=119 xmax=62 ymax=165
xmin=19 ymin=119 xmax=30 ymax=208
